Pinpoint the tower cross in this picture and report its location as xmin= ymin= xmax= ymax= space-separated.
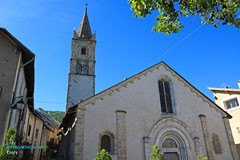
xmin=85 ymin=3 xmax=88 ymax=9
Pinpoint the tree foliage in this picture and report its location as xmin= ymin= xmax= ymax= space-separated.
xmin=0 ymin=128 xmax=17 ymax=160
xmin=196 ymin=155 xmax=208 ymax=160
xmin=128 ymin=0 xmax=240 ymax=35
xmin=42 ymin=110 xmax=65 ymax=123
xmin=150 ymin=145 xmax=165 ymax=160
xmin=94 ymin=149 xmax=112 ymax=160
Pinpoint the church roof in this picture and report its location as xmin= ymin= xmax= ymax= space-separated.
xmin=77 ymin=8 xmax=92 ymax=39
xmin=64 ymin=61 xmax=231 ymax=120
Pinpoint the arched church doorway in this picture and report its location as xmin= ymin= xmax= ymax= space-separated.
xmin=159 ymin=132 xmax=188 ymax=160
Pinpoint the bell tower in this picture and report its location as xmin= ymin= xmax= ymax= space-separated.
xmin=66 ymin=8 xmax=96 ymax=110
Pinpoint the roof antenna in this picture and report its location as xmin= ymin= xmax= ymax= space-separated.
xmin=221 ymin=84 xmax=231 ymax=89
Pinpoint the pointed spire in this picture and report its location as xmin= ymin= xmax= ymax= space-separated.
xmin=77 ymin=6 xmax=92 ymax=39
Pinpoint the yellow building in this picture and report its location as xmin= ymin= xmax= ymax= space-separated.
xmin=209 ymin=81 xmax=240 ymax=158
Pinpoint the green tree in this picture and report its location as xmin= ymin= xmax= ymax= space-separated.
xmin=128 ymin=0 xmax=240 ymax=35
xmin=0 ymin=128 xmax=17 ymax=160
xmin=94 ymin=149 xmax=112 ymax=160
xmin=42 ymin=110 xmax=65 ymax=123
xmin=150 ymin=145 xmax=165 ymax=160
xmin=196 ymin=155 xmax=208 ymax=160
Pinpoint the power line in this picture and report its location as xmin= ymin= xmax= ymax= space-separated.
xmin=149 ymin=24 xmax=205 ymax=66
xmin=35 ymin=101 xmax=65 ymax=104
xmin=35 ymin=23 xmax=205 ymax=114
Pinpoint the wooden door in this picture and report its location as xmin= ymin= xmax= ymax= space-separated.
xmin=163 ymin=152 xmax=179 ymax=160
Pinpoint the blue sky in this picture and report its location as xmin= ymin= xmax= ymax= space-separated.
xmin=1 ymin=0 xmax=239 ymax=112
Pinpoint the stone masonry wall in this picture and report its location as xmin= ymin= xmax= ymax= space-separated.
xmin=199 ymin=114 xmax=213 ymax=160
xmin=116 ymin=110 xmax=127 ymax=160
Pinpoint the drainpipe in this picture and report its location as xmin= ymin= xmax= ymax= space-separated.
xmin=26 ymin=107 xmax=30 ymax=142
xmin=7 ymin=51 xmax=22 ymax=130
xmin=8 ymin=55 xmax=34 ymax=127
xmin=8 ymin=56 xmax=35 ymax=142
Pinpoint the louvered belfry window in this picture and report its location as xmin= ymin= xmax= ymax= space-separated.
xmin=81 ymin=47 xmax=86 ymax=55
xmin=159 ymin=80 xmax=173 ymax=113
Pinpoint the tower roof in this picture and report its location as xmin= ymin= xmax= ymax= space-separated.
xmin=77 ymin=8 xmax=92 ymax=39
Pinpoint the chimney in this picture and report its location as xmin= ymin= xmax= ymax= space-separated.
xmin=238 ymin=80 xmax=240 ymax=89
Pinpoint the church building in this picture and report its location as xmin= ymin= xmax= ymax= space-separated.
xmin=58 ymin=8 xmax=239 ymax=160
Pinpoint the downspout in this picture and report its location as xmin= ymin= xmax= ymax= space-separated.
xmin=26 ymin=107 xmax=30 ymax=142
xmin=9 ymin=56 xmax=35 ymax=143
xmin=7 ymin=51 xmax=22 ymax=130
xmin=7 ymin=56 xmax=35 ymax=130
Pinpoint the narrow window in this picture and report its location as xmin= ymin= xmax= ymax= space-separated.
xmin=101 ymin=135 xmax=111 ymax=153
xmin=28 ymin=125 xmax=31 ymax=136
xmin=159 ymin=80 xmax=166 ymax=112
xmin=81 ymin=47 xmax=86 ymax=55
xmin=225 ymin=98 xmax=239 ymax=109
xmin=76 ymin=64 xmax=83 ymax=74
xmin=212 ymin=134 xmax=222 ymax=154
xmin=35 ymin=129 xmax=39 ymax=138
xmin=159 ymin=80 xmax=173 ymax=113
xmin=83 ymin=65 xmax=89 ymax=75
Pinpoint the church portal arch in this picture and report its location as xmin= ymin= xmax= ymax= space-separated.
xmin=148 ymin=117 xmax=196 ymax=160
xmin=157 ymin=130 xmax=188 ymax=160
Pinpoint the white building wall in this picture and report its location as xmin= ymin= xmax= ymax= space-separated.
xmin=80 ymin=64 xmax=233 ymax=160
xmin=67 ymin=75 xmax=94 ymax=108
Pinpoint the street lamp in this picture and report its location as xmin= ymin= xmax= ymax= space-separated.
xmin=11 ymin=96 xmax=25 ymax=110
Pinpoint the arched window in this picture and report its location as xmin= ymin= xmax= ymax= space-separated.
xmin=162 ymin=138 xmax=177 ymax=148
xmin=76 ymin=64 xmax=83 ymax=74
xmin=101 ymin=135 xmax=111 ymax=153
xmin=81 ymin=47 xmax=86 ymax=55
xmin=83 ymin=65 xmax=89 ymax=75
xmin=212 ymin=134 xmax=222 ymax=154
xmin=158 ymin=79 xmax=173 ymax=113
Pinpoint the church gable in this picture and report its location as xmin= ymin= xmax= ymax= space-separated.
xmin=71 ymin=61 xmax=233 ymax=160
xmin=76 ymin=62 xmax=230 ymax=119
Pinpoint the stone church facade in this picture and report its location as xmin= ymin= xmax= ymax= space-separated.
xmin=58 ymin=9 xmax=239 ymax=160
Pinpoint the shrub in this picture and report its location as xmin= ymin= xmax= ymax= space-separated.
xmin=150 ymin=145 xmax=165 ymax=160
xmin=94 ymin=149 xmax=112 ymax=160
xmin=196 ymin=155 xmax=208 ymax=160
xmin=0 ymin=128 xmax=17 ymax=160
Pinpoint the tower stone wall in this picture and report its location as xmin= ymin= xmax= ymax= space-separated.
xmin=66 ymin=9 xmax=96 ymax=110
